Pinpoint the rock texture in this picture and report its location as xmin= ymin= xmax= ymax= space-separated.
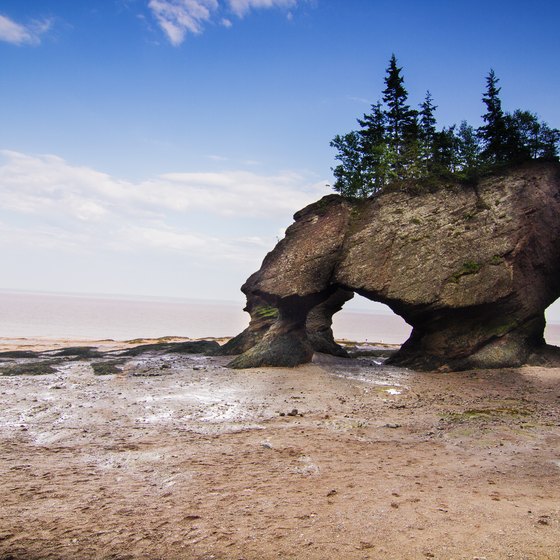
xmin=219 ymin=289 xmax=353 ymax=360
xmin=229 ymin=161 xmax=560 ymax=370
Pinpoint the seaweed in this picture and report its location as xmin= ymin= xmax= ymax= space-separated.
xmin=0 ymin=360 xmax=61 ymax=376
xmin=91 ymin=361 xmax=125 ymax=376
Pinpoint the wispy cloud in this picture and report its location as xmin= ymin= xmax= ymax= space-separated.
xmin=0 ymin=150 xmax=328 ymax=262
xmin=148 ymin=0 xmax=301 ymax=45
xmin=0 ymin=14 xmax=52 ymax=46
xmin=148 ymin=0 xmax=218 ymax=45
xmin=227 ymin=0 xmax=297 ymax=18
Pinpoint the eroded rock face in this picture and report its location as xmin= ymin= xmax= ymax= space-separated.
xmin=216 ymin=294 xmax=277 ymax=356
xmin=229 ymin=162 xmax=560 ymax=370
xmin=223 ymin=289 xmax=353 ymax=366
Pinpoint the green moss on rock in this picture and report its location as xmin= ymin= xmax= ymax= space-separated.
xmin=450 ymin=260 xmax=482 ymax=283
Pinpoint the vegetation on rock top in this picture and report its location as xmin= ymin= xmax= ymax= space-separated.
xmin=331 ymin=55 xmax=559 ymax=198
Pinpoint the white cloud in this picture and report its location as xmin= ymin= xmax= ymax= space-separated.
xmin=0 ymin=14 xmax=52 ymax=46
xmin=148 ymin=0 xmax=301 ymax=45
xmin=116 ymin=224 xmax=212 ymax=251
xmin=0 ymin=150 xmax=329 ymax=262
xmin=148 ymin=0 xmax=219 ymax=44
xmin=226 ymin=0 xmax=297 ymax=17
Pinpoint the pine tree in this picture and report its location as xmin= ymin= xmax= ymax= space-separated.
xmin=330 ymin=60 xmax=558 ymax=200
xmin=357 ymin=101 xmax=385 ymax=150
xmin=456 ymin=121 xmax=481 ymax=173
xmin=418 ymin=91 xmax=437 ymax=172
xmin=419 ymin=91 xmax=437 ymax=144
xmin=479 ymin=69 xmax=509 ymax=164
xmin=382 ymin=54 xmax=408 ymax=150
xmin=432 ymin=126 xmax=458 ymax=174
xmin=330 ymin=132 xmax=371 ymax=198
xmin=382 ymin=54 xmax=418 ymax=178
xmin=357 ymin=101 xmax=388 ymax=192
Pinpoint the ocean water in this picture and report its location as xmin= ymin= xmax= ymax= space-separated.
xmin=1 ymin=290 xmax=559 ymax=346
xmin=0 ymin=291 xmax=249 ymax=341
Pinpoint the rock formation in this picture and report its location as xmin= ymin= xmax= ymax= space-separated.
xmin=228 ymin=161 xmax=560 ymax=371
xmin=219 ymin=289 xmax=353 ymax=364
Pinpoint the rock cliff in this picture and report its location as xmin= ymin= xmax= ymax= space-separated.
xmin=229 ymin=161 xmax=560 ymax=371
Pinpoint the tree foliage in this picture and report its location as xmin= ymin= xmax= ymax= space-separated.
xmin=330 ymin=57 xmax=559 ymax=198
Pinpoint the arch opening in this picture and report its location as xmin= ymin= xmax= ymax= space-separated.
xmin=544 ymin=300 xmax=560 ymax=346
xmin=331 ymin=293 xmax=411 ymax=347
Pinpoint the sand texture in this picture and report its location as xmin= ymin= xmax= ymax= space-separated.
xmin=0 ymin=339 xmax=559 ymax=559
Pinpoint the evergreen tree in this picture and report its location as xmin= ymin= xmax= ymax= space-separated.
xmin=382 ymin=54 xmax=418 ymax=176
xmin=539 ymin=123 xmax=560 ymax=159
xmin=419 ymin=91 xmax=437 ymax=145
xmin=508 ymin=110 xmax=540 ymax=158
xmin=506 ymin=110 xmax=560 ymax=160
xmin=503 ymin=111 xmax=532 ymax=162
xmin=418 ymin=91 xmax=437 ymax=172
xmin=479 ymin=69 xmax=509 ymax=164
xmin=329 ymin=59 xmax=558 ymax=200
xmin=357 ymin=101 xmax=386 ymax=147
xmin=330 ymin=131 xmax=372 ymax=198
xmin=456 ymin=120 xmax=481 ymax=173
xmin=432 ymin=126 xmax=458 ymax=174
xmin=357 ymin=101 xmax=389 ymax=192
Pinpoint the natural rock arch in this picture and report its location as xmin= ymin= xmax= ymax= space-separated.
xmin=225 ymin=161 xmax=560 ymax=371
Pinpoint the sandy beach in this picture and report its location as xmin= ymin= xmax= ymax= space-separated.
xmin=1 ymin=337 xmax=559 ymax=559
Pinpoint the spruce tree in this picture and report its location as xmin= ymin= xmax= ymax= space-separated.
xmin=330 ymin=131 xmax=370 ymax=198
xmin=382 ymin=54 xmax=408 ymax=148
xmin=432 ymin=126 xmax=458 ymax=175
xmin=419 ymin=91 xmax=437 ymax=144
xmin=357 ymin=101 xmax=385 ymax=150
xmin=479 ymin=69 xmax=509 ymax=164
xmin=382 ymin=54 xmax=418 ymax=178
xmin=456 ymin=121 xmax=481 ymax=174
xmin=330 ymin=59 xmax=559 ymax=200
xmin=418 ymin=91 xmax=437 ymax=171
xmin=357 ymin=101 xmax=388 ymax=193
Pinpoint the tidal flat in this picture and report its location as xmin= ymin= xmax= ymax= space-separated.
xmin=0 ymin=338 xmax=559 ymax=559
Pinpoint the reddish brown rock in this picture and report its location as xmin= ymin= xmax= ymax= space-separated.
xmin=219 ymin=289 xmax=353 ymax=359
xmin=229 ymin=162 xmax=560 ymax=370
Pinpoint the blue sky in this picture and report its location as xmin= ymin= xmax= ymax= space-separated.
xmin=1 ymin=0 xmax=559 ymax=313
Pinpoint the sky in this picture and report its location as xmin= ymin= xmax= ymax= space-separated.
xmin=1 ymin=0 xmax=560 ymax=313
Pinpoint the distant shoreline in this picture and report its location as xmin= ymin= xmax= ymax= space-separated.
xmin=1 ymin=289 xmax=559 ymax=346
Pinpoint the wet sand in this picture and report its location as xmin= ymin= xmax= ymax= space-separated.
xmin=1 ymin=338 xmax=559 ymax=559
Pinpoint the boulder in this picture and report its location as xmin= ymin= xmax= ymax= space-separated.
xmin=229 ymin=161 xmax=560 ymax=370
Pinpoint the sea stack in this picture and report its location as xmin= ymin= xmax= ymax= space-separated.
xmin=228 ymin=161 xmax=560 ymax=371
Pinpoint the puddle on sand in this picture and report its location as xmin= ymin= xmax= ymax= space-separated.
xmin=139 ymin=393 xmax=221 ymax=404
xmin=330 ymin=364 xmax=410 ymax=392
